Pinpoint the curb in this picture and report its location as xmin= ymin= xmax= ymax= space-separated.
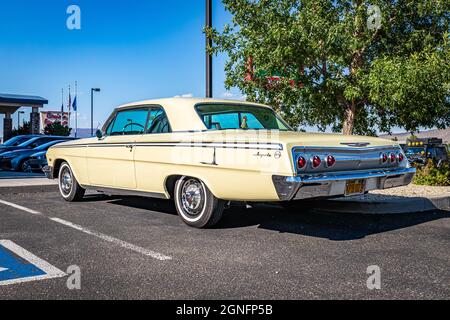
xmin=319 ymin=195 xmax=450 ymax=214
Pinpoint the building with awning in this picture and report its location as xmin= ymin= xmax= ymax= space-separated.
xmin=0 ymin=93 xmax=48 ymax=142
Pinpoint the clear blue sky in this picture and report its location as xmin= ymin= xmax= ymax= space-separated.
xmin=0 ymin=0 xmax=241 ymax=134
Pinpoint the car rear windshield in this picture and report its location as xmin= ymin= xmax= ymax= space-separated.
xmin=196 ymin=104 xmax=292 ymax=131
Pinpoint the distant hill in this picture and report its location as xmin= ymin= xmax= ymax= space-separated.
xmin=380 ymin=128 xmax=450 ymax=143
xmin=71 ymin=128 xmax=93 ymax=139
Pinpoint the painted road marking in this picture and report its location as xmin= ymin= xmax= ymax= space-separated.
xmin=0 ymin=199 xmax=41 ymax=215
xmin=0 ymin=199 xmax=172 ymax=261
xmin=0 ymin=240 xmax=66 ymax=286
xmin=50 ymin=218 xmax=172 ymax=261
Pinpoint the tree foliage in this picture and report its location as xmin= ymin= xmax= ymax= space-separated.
xmin=208 ymin=0 xmax=450 ymax=135
xmin=43 ymin=122 xmax=72 ymax=136
xmin=11 ymin=121 xmax=31 ymax=136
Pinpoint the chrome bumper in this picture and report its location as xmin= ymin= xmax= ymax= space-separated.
xmin=42 ymin=165 xmax=54 ymax=180
xmin=273 ymin=167 xmax=416 ymax=201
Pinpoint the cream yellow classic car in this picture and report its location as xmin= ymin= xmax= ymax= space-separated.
xmin=44 ymin=98 xmax=415 ymax=228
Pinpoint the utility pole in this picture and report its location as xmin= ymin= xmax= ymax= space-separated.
xmin=206 ymin=0 xmax=213 ymax=98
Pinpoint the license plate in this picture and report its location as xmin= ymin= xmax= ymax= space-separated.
xmin=345 ymin=179 xmax=366 ymax=196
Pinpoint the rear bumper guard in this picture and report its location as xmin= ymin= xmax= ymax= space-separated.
xmin=273 ymin=167 xmax=416 ymax=201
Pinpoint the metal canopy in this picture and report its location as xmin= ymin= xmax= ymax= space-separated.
xmin=0 ymin=93 xmax=48 ymax=106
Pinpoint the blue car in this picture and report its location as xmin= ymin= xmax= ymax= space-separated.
xmin=0 ymin=135 xmax=71 ymax=154
xmin=0 ymin=139 xmax=74 ymax=172
xmin=28 ymin=150 xmax=49 ymax=173
xmin=0 ymin=135 xmax=41 ymax=152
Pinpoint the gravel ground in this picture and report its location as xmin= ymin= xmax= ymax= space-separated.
xmin=371 ymin=184 xmax=450 ymax=198
xmin=342 ymin=184 xmax=450 ymax=202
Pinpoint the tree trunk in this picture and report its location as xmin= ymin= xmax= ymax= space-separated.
xmin=342 ymin=100 xmax=356 ymax=135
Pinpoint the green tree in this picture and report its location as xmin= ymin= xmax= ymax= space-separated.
xmin=208 ymin=0 xmax=450 ymax=135
xmin=11 ymin=121 xmax=31 ymax=136
xmin=44 ymin=122 xmax=72 ymax=136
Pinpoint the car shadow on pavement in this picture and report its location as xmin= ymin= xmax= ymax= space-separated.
xmin=103 ymin=196 xmax=178 ymax=215
xmin=218 ymin=204 xmax=450 ymax=241
xmin=86 ymin=193 xmax=450 ymax=241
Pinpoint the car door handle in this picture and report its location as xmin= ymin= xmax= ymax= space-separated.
xmin=125 ymin=144 xmax=134 ymax=151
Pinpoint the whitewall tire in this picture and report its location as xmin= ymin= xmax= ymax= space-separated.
xmin=58 ymin=162 xmax=85 ymax=202
xmin=174 ymin=176 xmax=225 ymax=228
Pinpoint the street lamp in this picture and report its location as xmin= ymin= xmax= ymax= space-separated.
xmin=206 ymin=0 xmax=212 ymax=98
xmin=17 ymin=111 xmax=25 ymax=129
xmin=91 ymin=88 xmax=101 ymax=136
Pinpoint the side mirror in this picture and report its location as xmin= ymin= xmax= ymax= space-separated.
xmin=96 ymin=129 xmax=104 ymax=139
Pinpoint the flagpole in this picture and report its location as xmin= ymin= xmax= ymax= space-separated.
xmin=75 ymin=81 xmax=78 ymax=138
xmin=68 ymin=84 xmax=71 ymax=129
xmin=61 ymin=88 xmax=64 ymax=123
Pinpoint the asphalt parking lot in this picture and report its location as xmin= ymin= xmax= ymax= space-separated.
xmin=0 ymin=190 xmax=449 ymax=299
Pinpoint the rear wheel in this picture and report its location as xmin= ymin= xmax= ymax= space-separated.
xmin=58 ymin=162 xmax=85 ymax=202
xmin=174 ymin=176 xmax=225 ymax=228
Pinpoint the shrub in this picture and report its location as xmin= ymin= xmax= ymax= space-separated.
xmin=413 ymin=160 xmax=450 ymax=186
xmin=43 ymin=122 xmax=72 ymax=136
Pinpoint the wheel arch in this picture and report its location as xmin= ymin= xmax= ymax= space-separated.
xmin=52 ymin=158 xmax=81 ymax=183
xmin=164 ymin=174 xmax=218 ymax=200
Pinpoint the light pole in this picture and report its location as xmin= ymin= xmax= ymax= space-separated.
xmin=91 ymin=88 xmax=101 ymax=136
xmin=206 ymin=0 xmax=213 ymax=98
xmin=17 ymin=111 xmax=25 ymax=129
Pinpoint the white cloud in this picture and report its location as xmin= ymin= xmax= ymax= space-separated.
xmin=174 ymin=93 xmax=194 ymax=98
xmin=221 ymin=92 xmax=246 ymax=101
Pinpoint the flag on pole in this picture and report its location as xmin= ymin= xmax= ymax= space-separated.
xmin=72 ymin=96 xmax=77 ymax=111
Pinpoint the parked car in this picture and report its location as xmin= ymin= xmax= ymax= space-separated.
xmin=44 ymin=98 xmax=416 ymax=228
xmin=28 ymin=151 xmax=49 ymax=173
xmin=405 ymin=138 xmax=449 ymax=167
xmin=0 ymin=139 xmax=74 ymax=172
xmin=0 ymin=135 xmax=40 ymax=152
xmin=0 ymin=135 xmax=70 ymax=154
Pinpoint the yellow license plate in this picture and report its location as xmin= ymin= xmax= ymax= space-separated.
xmin=345 ymin=179 xmax=366 ymax=196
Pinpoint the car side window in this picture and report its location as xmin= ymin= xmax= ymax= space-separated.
xmin=146 ymin=108 xmax=171 ymax=134
xmin=110 ymin=109 xmax=148 ymax=136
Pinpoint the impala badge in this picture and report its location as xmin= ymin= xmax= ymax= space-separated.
xmin=341 ymin=142 xmax=371 ymax=147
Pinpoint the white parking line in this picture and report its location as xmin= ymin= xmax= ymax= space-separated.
xmin=0 ymin=240 xmax=66 ymax=286
xmin=0 ymin=199 xmax=42 ymax=215
xmin=0 ymin=199 xmax=172 ymax=261
xmin=50 ymin=218 xmax=172 ymax=261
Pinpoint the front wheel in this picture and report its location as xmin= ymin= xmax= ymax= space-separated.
xmin=19 ymin=159 xmax=32 ymax=173
xmin=58 ymin=162 xmax=85 ymax=202
xmin=174 ymin=176 xmax=225 ymax=228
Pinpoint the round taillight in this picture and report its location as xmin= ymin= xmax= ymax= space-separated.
xmin=398 ymin=153 xmax=404 ymax=162
xmin=390 ymin=153 xmax=396 ymax=163
xmin=326 ymin=155 xmax=336 ymax=167
xmin=312 ymin=156 xmax=322 ymax=168
xmin=380 ymin=153 xmax=388 ymax=164
xmin=297 ymin=156 xmax=307 ymax=169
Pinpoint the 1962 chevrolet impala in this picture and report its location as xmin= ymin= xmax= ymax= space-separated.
xmin=44 ymin=98 xmax=416 ymax=228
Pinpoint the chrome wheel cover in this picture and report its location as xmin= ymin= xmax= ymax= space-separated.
xmin=181 ymin=179 xmax=205 ymax=216
xmin=60 ymin=167 xmax=73 ymax=196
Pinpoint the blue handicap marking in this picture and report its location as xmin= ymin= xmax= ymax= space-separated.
xmin=0 ymin=245 xmax=46 ymax=282
xmin=0 ymin=240 xmax=66 ymax=285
